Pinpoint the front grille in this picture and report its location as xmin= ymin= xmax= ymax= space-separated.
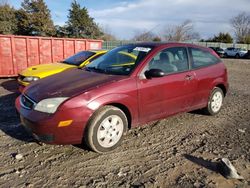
xmin=20 ymin=95 xmax=36 ymax=110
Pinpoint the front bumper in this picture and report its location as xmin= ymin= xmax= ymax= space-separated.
xmin=16 ymin=96 xmax=93 ymax=145
xmin=17 ymin=76 xmax=29 ymax=93
xmin=17 ymin=77 xmax=29 ymax=87
xmin=20 ymin=115 xmax=54 ymax=142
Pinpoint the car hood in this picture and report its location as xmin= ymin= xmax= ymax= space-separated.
xmin=24 ymin=68 xmax=126 ymax=102
xmin=20 ymin=63 xmax=75 ymax=78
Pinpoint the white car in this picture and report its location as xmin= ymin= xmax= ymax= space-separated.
xmin=224 ymin=47 xmax=248 ymax=58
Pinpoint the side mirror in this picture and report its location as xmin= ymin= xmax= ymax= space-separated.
xmin=145 ymin=69 xmax=165 ymax=79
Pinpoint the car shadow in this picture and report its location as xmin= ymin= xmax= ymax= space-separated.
xmin=0 ymin=92 xmax=35 ymax=143
xmin=74 ymin=143 xmax=91 ymax=151
xmin=0 ymin=78 xmax=19 ymax=93
xmin=188 ymin=109 xmax=207 ymax=116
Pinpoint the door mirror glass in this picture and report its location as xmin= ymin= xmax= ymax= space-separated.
xmin=145 ymin=69 xmax=165 ymax=79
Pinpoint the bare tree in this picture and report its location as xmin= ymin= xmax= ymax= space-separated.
xmin=163 ymin=20 xmax=200 ymax=42
xmin=0 ymin=0 xmax=9 ymax=6
xmin=132 ymin=30 xmax=161 ymax=42
xmin=231 ymin=12 xmax=250 ymax=43
xmin=100 ymin=25 xmax=116 ymax=41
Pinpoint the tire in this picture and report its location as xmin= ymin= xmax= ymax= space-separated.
xmin=203 ymin=87 xmax=224 ymax=115
xmin=85 ymin=105 xmax=128 ymax=153
xmin=224 ymin=53 xmax=228 ymax=58
xmin=235 ymin=54 xmax=240 ymax=58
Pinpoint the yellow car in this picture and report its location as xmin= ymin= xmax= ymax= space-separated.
xmin=18 ymin=50 xmax=107 ymax=91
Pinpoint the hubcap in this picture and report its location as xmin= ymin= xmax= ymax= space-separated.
xmin=97 ymin=115 xmax=124 ymax=148
xmin=211 ymin=91 xmax=223 ymax=113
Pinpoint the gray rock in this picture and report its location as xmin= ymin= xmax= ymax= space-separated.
xmin=194 ymin=182 xmax=202 ymax=188
xmin=15 ymin=154 xmax=23 ymax=160
xmin=118 ymin=171 xmax=127 ymax=177
xmin=218 ymin=158 xmax=244 ymax=180
xmin=238 ymin=128 xmax=246 ymax=133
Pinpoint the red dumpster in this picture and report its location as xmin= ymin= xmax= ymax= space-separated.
xmin=0 ymin=35 xmax=102 ymax=77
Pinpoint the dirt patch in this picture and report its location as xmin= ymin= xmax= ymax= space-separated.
xmin=0 ymin=59 xmax=249 ymax=187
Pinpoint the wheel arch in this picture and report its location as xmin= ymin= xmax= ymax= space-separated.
xmin=86 ymin=93 xmax=137 ymax=130
xmin=105 ymin=103 xmax=132 ymax=129
xmin=215 ymin=83 xmax=227 ymax=97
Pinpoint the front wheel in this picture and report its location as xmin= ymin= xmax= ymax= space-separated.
xmin=85 ymin=105 xmax=128 ymax=153
xmin=203 ymin=87 xmax=224 ymax=115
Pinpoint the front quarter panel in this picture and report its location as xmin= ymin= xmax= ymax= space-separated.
xmin=63 ymin=77 xmax=139 ymax=128
xmin=87 ymin=93 xmax=139 ymax=126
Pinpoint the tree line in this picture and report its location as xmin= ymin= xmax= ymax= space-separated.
xmin=0 ymin=0 xmax=112 ymax=39
xmin=0 ymin=0 xmax=250 ymax=43
xmin=133 ymin=13 xmax=250 ymax=44
xmin=132 ymin=12 xmax=250 ymax=44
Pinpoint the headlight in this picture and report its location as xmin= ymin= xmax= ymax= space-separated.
xmin=23 ymin=76 xmax=40 ymax=82
xmin=34 ymin=97 xmax=68 ymax=114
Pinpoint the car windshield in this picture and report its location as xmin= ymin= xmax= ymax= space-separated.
xmin=85 ymin=45 xmax=153 ymax=75
xmin=62 ymin=51 xmax=95 ymax=66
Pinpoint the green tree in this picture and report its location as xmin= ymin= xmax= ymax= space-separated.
xmin=16 ymin=0 xmax=55 ymax=36
xmin=55 ymin=25 xmax=69 ymax=37
xmin=66 ymin=0 xmax=102 ymax=38
xmin=0 ymin=3 xmax=17 ymax=34
xmin=206 ymin=32 xmax=233 ymax=43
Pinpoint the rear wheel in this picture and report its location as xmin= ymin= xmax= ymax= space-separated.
xmin=85 ymin=105 xmax=127 ymax=153
xmin=203 ymin=87 xmax=224 ymax=115
xmin=235 ymin=53 xmax=240 ymax=58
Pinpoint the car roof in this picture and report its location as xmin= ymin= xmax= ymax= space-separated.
xmin=123 ymin=42 xmax=212 ymax=51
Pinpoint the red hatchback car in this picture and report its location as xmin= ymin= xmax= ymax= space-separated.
xmin=16 ymin=43 xmax=228 ymax=153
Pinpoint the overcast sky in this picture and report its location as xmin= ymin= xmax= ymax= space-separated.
xmin=8 ymin=0 xmax=250 ymax=40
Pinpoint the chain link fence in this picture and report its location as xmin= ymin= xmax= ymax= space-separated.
xmin=102 ymin=41 xmax=250 ymax=50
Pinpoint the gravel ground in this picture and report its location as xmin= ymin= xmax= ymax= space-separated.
xmin=0 ymin=59 xmax=249 ymax=188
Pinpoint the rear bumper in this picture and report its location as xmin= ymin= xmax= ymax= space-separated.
xmin=16 ymin=96 xmax=93 ymax=145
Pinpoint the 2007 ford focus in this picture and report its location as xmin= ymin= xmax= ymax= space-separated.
xmin=16 ymin=43 xmax=228 ymax=153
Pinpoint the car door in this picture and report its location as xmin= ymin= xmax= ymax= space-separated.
xmin=137 ymin=47 xmax=198 ymax=123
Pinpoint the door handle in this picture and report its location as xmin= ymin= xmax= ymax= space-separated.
xmin=185 ymin=75 xmax=193 ymax=80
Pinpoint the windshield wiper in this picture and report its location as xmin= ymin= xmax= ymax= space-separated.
xmin=85 ymin=66 xmax=105 ymax=73
xmin=61 ymin=61 xmax=70 ymax=65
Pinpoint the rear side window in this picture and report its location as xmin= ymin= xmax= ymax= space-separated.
xmin=189 ymin=48 xmax=220 ymax=68
xmin=63 ymin=51 xmax=95 ymax=66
